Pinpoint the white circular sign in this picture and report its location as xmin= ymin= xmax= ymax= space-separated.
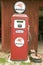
xmin=15 ymin=37 xmax=24 ymax=47
xmin=14 ymin=1 xmax=26 ymax=14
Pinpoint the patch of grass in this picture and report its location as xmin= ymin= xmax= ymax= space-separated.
xmin=0 ymin=58 xmax=31 ymax=65
xmin=0 ymin=58 xmax=7 ymax=63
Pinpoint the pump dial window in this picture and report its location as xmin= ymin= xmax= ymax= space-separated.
xmin=18 ymin=24 xmax=22 ymax=27
xmin=14 ymin=20 xmax=25 ymax=28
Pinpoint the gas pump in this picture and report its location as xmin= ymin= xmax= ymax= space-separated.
xmin=10 ymin=1 xmax=29 ymax=60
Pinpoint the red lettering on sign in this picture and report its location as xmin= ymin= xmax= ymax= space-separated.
xmin=18 ymin=39 xmax=21 ymax=42
xmin=17 ymin=4 xmax=22 ymax=8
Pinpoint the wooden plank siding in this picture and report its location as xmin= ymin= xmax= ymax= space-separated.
xmin=1 ymin=0 xmax=43 ymax=51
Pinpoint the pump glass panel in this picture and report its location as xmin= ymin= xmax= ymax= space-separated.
xmin=14 ymin=20 xmax=25 ymax=28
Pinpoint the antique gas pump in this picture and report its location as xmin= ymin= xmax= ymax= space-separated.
xmin=10 ymin=1 xmax=29 ymax=60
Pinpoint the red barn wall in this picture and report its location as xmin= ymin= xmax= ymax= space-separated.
xmin=1 ymin=0 xmax=43 ymax=51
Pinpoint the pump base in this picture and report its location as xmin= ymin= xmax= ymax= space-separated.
xmin=8 ymin=55 xmax=30 ymax=63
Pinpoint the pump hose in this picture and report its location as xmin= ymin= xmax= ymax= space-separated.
xmin=28 ymin=25 xmax=32 ymax=42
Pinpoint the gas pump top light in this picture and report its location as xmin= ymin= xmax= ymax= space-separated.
xmin=14 ymin=1 xmax=26 ymax=14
